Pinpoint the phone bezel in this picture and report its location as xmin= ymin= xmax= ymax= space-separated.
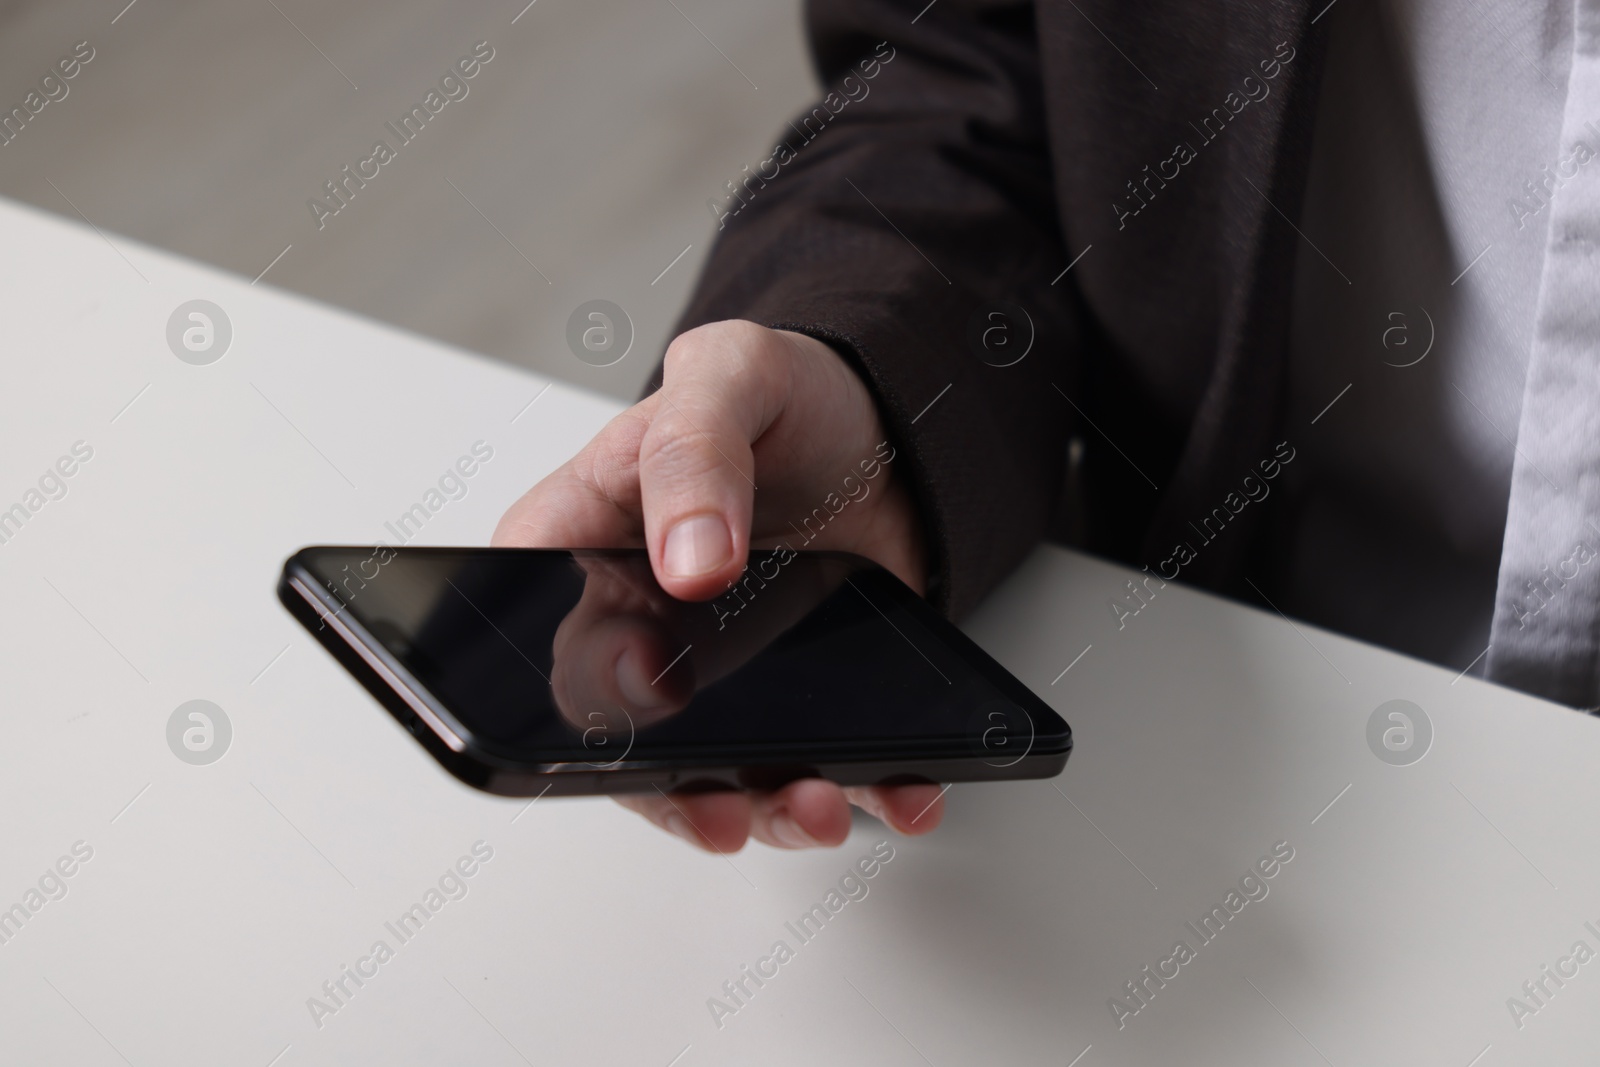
xmin=279 ymin=546 xmax=1071 ymax=797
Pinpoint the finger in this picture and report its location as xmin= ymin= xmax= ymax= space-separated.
xmin=548 ymin=558 xmax=694 ymax=727
xmin=639 ymin=323 xmax=789 ymax=601
xmin=749 ymin=778 xmax=854 ymax=849
xmin=845 ymin=783 xmax=947 ymax=834
xmin=549 ymin=612 xmax=692 ymax=731
xmin=491 ymin=403 xmax=657 ymax=549
xmin=616 ymin=790 xmax=752 ymax=853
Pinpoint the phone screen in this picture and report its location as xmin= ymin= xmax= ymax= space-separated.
xmin=291 ymin=547 xmax=1065 ymax=765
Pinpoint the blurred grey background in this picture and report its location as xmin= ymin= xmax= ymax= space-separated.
xmin=0 ymin=0 xmax=818 ymax=400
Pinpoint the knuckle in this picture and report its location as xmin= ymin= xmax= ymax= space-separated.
xmin=572 ymin=445 xmax=642 ymax=519
xmin=638 ymin=419 xmax=734 ymax=484
xmin=573 ymin=411 xmax=649 ymax=492
xmin=664 ymin=319 xmax=774 ymax=381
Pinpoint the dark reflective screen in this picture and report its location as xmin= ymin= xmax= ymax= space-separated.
xmin=297 ymin=547 xmax=1064 ymax=764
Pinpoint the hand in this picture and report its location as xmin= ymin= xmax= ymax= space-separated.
xmin=493 ymin=320 xmax=946 ymax=851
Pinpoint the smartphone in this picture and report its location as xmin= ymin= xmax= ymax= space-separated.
xmin=278 ymin=546 xmax=1071 ymax=796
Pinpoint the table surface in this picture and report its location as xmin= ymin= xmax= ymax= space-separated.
xmin=3 ymin=198 xmax=1598 ymax=1066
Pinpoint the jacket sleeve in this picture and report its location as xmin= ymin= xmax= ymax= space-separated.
xmin=663 ymin=0 xmax=1081 ymax=620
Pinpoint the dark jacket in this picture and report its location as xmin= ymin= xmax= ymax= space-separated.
xmin=666 ymin=0 xmax=1328 ymax=619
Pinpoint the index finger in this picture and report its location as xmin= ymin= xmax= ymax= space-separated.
xmin=492 ymin=401 xmax=658 ymax=550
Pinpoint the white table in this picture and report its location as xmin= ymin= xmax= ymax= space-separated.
xmin=3 ymin=198 xmax=1598 ymax=1065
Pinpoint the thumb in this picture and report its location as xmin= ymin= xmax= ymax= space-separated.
xmin=639 ymin=324 xmax=786 ymax=601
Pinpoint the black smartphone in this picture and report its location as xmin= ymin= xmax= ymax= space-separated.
xmin=278 ymin=546 xmax=1070 ymax=796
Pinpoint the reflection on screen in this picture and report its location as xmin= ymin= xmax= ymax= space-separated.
xmin=299 ymin=548 xmax=1034 ymax=763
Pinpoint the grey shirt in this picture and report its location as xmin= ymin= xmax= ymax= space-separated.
xmin=1280 ymin=0 xmax=1600 ymax=704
